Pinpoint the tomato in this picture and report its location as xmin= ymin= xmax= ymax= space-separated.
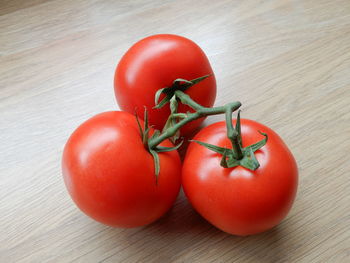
xmin=182 ymin=119 xmax=298 ymax=236
xmin=114 ymin=34 xmax=216 ymax=136
xmin=62 ymin=111 xmax=181 ymax=227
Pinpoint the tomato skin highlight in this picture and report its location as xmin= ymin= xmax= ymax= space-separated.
xmin=62 ymin=111 xmax=181 ymax=228
xmin=182 ymin=119 xmax=298 ymax=236
xmin=114 ymin=34 xmax=216 ymax=135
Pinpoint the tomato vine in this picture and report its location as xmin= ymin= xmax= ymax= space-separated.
xmin=140 ymin=75 xmax=268 ymax=177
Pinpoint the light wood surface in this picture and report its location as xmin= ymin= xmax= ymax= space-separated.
xmin=1 ymin=0 xmax=349 ymax=262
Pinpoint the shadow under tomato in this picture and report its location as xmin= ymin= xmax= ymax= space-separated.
xmin=142 ymin=194 xmax=288 ymax=262
xmin=145 ymin=189 xmax=213 ymax=233
xmin=92 ymin=190 xmax=290 ymax=263
xmin=85 ymin=178 xmax=292 ymax=260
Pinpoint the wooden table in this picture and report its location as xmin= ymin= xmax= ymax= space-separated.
xmin=1 ymin=1 xmax=349 ymax=262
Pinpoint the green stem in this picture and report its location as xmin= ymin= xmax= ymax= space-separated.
xmin=174 ymin=90 xmax=205 ymax=111
xmin=225 ymin=107 xmax=244 ymax=159
xmin=148 ymin=90 xmax=241 ymax=149
xmin=141 ymin=74 xmax=268 ymax=178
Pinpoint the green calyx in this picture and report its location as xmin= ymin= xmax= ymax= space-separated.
xmin=192 ymin=111 xmax=268 ymax=171
xmin=135 ymin=109 xmax=183 ymax=183
xmin=154 ymin=75 xmax=210 ymax=109
xmin=151 ymin=75 xmax=210 ymax=144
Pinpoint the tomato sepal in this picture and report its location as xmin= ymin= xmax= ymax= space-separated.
xmin=135 ymin=108 xmax=184 ymax=182
xmin=153 ymin=75 xmax=211 ymax=109
xmin=155 ymin=140 xmax=183 ymax=153
xmin=149 ymin=149 xmax=160 ymax=184
xmin=191 ymin=116 xmax=268 ymax=171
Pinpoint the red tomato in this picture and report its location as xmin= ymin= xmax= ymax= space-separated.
xmin=182 ymin=119 xmax=298 ymax=236
xmin=114 ymin=34 xmax=216 ymax=135
xmin=62 ymin=111 xmax=181 ymax=227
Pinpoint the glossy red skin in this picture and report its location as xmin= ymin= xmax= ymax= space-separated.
xmin=114 ymin=34 xmax=216 ymax=135
xmin=182 ymin=119 xmax=298 ymax=236
xmin=62 ymin=111 xmax=181 ymax=228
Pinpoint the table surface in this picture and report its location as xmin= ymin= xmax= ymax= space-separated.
xmin=1 ymin=0 xmax=349 ymax=262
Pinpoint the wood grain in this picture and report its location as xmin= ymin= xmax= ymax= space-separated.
xmin=1 ymin=0 xmax=349 ymax=262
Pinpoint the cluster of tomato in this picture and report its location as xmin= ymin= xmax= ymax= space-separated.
xmin=62 ymin=34 xmax=298 ymax=236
